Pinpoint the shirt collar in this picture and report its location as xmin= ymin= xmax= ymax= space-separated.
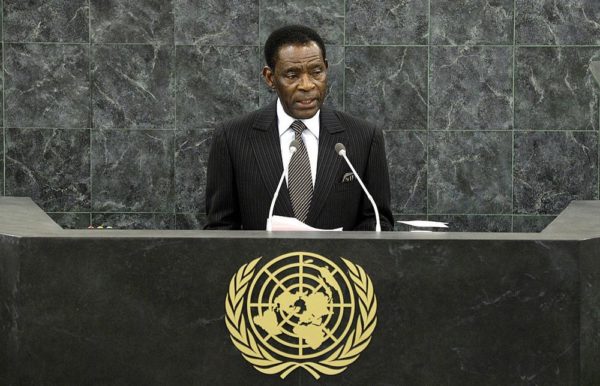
xmin=277 ymin=98 xmax=320 ymax=139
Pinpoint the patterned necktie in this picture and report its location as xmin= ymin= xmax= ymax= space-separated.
xmin=287 ymin=120 xmax=313 ymax=223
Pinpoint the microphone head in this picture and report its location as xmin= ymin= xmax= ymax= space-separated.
xmin=289 ymin=139 xmax=300 ymax=153
xmin=335 ymin=143 xmax=346 ymax=155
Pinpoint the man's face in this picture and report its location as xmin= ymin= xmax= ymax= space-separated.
xmin=263 ymin=42 xmax=328 ymax=119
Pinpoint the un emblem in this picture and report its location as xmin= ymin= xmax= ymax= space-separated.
xmin=225 ymin=252 xmax=377 ymax=379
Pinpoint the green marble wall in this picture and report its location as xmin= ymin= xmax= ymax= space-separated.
xmin=1 ymin=1 xmax=599 ymax=231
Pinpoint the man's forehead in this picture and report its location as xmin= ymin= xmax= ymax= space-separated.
xmin=274 ymin=42 xmax=325 ymax=66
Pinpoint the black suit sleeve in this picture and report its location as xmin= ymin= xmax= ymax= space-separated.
xmin=204 ymin=126 xmax=241 ymax=230
xmin=352 ymin=127 xmax=394 ymax=231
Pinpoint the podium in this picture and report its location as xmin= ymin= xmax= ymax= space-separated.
xmin=1 ymin=197 xmax=599 ymax=385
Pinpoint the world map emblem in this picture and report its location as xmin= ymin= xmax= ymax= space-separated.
xmin=225 ymin=252 xmax=377 ymax=379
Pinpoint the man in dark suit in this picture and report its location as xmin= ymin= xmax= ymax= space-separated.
xmin=205 ymin=25 xmax=393 ymax=231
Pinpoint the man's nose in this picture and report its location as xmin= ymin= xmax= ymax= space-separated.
xmin=298 ymin=73 xmax=315 ymax=90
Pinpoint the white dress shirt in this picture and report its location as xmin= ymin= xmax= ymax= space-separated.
xmin=277 ymin=99 xmax=319 ymax=186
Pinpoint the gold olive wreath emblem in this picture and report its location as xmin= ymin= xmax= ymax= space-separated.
xmin=225 ymin=252 xmax=377 ymax=379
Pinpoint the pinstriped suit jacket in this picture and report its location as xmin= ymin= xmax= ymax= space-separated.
xmin=204 ymin=101 xmax=394 ymax=231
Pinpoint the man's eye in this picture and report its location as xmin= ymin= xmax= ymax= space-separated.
xmin=285 ymin=73 xmax=297 ymax=79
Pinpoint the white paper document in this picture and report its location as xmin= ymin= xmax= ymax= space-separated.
xmin=397 ymin=220 xmax=449 ymax=229
xmin=268 ymin=216 xmax=343 ymax=231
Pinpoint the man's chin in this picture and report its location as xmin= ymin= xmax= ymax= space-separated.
xmin=289 ymin=107 xmax=320 ymax=120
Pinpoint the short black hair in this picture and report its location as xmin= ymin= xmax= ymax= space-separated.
xmin=264 ymin=25 xmax=326 ymax=70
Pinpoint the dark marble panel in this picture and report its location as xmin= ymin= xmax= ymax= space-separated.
xmin=345 ymin=46 xmax=428 ymax=130
xmin=4 ymin=44 xmax=90 ymax=128
xmin=91 ymin=130 xmax=174 ymax=212
xmin=516 ymin=0 xmax=600 ymax=45
xmin=428 ymin=214 xmax=512 ymax=232
xmin=5 ymin=129 xmax=90 ymax=212
xmin=430 ymin=46 xmax=513 ymax=131
xmin=92 ymin=44 xmax=175 ymax=129
xmin=512 ymin=215 xmax=556 ymax=233
xmin=3 ymin=0 xmax=88 ymax=43
xmin=0 ymin=235 xmax=19 ymax=383
xmin=12 ymin=237 xmax=581 ymax=384
xmin=345 ymin=0 xmax=428 ymax=45
xmin=175 ymin=212 xmax=207 ymax=229
xmin=428 ymin=131 xmax=512 ymax=214
xmin=259 ymin=0 xmax=343 ymax=45
xmin=174 ymin=0 xmax=258 ymax=45
xmin=515 ymin=47 xmax=599 ymax=131
xmin=15 ymin=238 xmax=302 ymax=384
xmin=0 ymin=46 xmax=3 ymax=127
xmin=92 ymin=213 xmax=176 ymax=230
xmin=384 ymin=131 xmax=427 ymax=214
xmin=259 ymin=45 xmax=344 ymax=111
xmin=1 ymin=129 xmax=3 ymax=196
xmin=581 ymin=238 xmax=600 ymax=385
xmin=175 ymin=129 xmax=212 ymax=213
xmin=47 ymin=212 xmax=91 ymax=229
xmin=176 ymin=45 xmax=260 ymax=129
xmin=431 ymin=0 xmax=513 ymax=45
xmin=514 ymin=131 xmax=598 ymax=215
xmin=90 ymin=0 xmax=174 ymax=43
xmin=302 ymin=240 xmax=578 ymax=385
xmin=0 ymin=0 xmax=3 ymax=42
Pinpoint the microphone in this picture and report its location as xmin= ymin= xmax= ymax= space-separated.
xmin=266 ymin=140 xmax=300 ymax=231
xmin=335 ymin=143 xmax=381 ymax=232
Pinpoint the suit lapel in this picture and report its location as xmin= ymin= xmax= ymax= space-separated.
xmin=249 ymin=101 xmax=294 ymax=217
xmin=307 ymin=106 xmax=346 ymax=224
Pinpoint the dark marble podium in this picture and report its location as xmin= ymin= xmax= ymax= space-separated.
xmin=1 ymin=197 xmax=599 ymax=385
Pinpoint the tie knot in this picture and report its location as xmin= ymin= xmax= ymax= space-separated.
xmin=291 ymin=120 xmax=307 ymax=135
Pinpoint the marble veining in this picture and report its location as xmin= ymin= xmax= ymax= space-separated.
xmin=92 ymin=44 xmax=175 ymax=129
xmin=176 ymin=45 xmax=260 ymax=129
xmin=517 ymin=0 xmax=600 ymax=45
xmin=345 ymin=46 xmax=428 ymax=130
xmin=174 ymin=0 xmax=258 ymax=45
xmin=47 ymin=212 xmax=91 ymax=229
xmin=91 ymin=130 xmax=174 ymax=212
xmin=92 ymin=213 xmax=176 ymax=229
xmin=5 ymin=129 xmax=91 ymax=212
xmin=1 ymin=129 xmax=4 ymax=195
xmin=175 ymin=129 xmax=213 ymax=213
xmin=428 ymin=131 xmax=512 ymax=214
xmin=428 ymin=214 xmax=512 ymax=232
xmin=345 ymin=0 xmax=428 ymax=45
xmin=512 ymin=215 xmax=556 ymax=232
xmin=90 ymin=0 xmax=174 ymax=44
xmin=514 ymin=131 xmax=599 ymax=214
xmin=4 ymin=0 xmax=89 ymax=42
xmin=4 ymin=44 xmax=90 ymax=128
xmin=384 ymin=131 xmax=427 ymax=214
xmin=515 ymin=47 xmax=600 ymax=131
xmin=175 ymin=213 xmax=208 ymax=229
xmin=0 ymin=46 xmax=3 ymax=131
xmin=431 ymin=0 xmax=513 ymax=45
xmin=259 ymin=0 xmax=344 ymax=45
xmin=430 ymin=46 xmax=513 ymax=131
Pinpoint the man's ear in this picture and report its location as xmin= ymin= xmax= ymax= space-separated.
xmin=324 ymin=58 xmax=329 ymax=70
xmin=262 ymin=66 xmax=275 ymax=89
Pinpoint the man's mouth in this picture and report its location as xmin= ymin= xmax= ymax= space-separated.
xmin=296 ymin=98 xmax=317 ymax=107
